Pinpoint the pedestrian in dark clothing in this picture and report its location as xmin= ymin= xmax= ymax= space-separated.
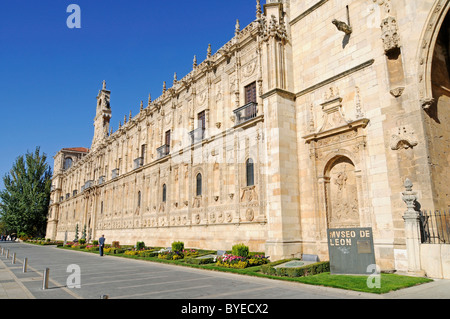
xmin=99 ymin=235 xmax=105 ymax=256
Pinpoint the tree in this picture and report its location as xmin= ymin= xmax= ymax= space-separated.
xmin=0 ymin=147 xmax=52 ymax=238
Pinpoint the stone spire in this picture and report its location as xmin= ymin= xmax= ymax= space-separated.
xmin=92 ymin=80 xmax=112 ymax=151
xmin=148 ymin=93 xmax=152 ymax=106
xmin=207 ymin=44 xmax=212 ymax=59
xmin=193 ymin=55 xmax=198 ymax=68
xmin=256 ymin=0 xmax=262 ymax=19
xmin=235 ymin=19 xmax=240 ymax=36
xmin=173 ymin=72 xmax=178 ymax=85
xmin=163 ymin=81 xmax=167 ymax=93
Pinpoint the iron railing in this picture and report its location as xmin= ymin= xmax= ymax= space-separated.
xmin=189 ymin=128 xmax=205 ymax=144
xmin=420 ymin=210 xmax=450 ymax=244
xmin=233 ymin=102 xmax=258 ymax=125
xmin=157 ymin=144 xmax=170 ymax=159
xmin=133 ymin=157 xmax=143 ymax=169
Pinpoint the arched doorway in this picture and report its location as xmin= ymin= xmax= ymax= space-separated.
xmin=418 ymin=1 xmax=450 ymax=209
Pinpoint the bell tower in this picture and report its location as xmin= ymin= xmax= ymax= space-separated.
xmin=91 ymin=80 xmax=112 ymax=151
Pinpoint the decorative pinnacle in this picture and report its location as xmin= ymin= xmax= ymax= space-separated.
xmin=404 ymin=178 xmax=413 ymax=192
xmin=173 ymin=72 xmax=178 ymax=85
xmin=148 ymin=93 xmax=152 ymax=106
xmin=193 ymin=55 xmax=198 ymax=68
xmin=102 ymin=80 xmax=106 ymax=90
xmin=140 ymin=101 xmax=143 ymax=112
xmin=235 ymin=19 xmax=240 ymax=35
xmin=207 ymin=44 xmax=212 ymax=59
xmin=163 ymin=81 xmax=167 ymax=93
xmin=256 ymin=0 xmax=262 ymax=19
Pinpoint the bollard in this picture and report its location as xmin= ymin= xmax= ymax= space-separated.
xmin=23 ymin=258 xmax=27 ymax=273
xmin=6 ymin=249 xmax=9 ymax=259
xmin=12 ymin=253 xmax=15 ymax=264
xmin=42 ymin=268 xmax=49 ymax=290
xmin=100 ymin=294 xmax=109 ymax=299
xmin=1 ymin=247 xmax=3 ymax=255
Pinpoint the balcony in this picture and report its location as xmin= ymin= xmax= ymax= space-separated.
xmin=98 ymin=176 xmax=105 ymax=185
xmin=189 ymin=128 xmax=205 ymax=144
xmin=133 ymin=157 xmax=143 ymax=170
xmin=157 ymin=144 xmax=170 ymax=159
xmin=84 ymin=180 xmax=94 ymax=190
xmin=233 ymin=102 xmax=258 ymax=125
xmin=111 ymin=168 xmax=119 ymax=179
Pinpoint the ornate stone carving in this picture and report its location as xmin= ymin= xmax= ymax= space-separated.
xmin=381 ymin=16 xmax=401 ymax=55
xmin=332 ymin=19 xmax=352 ymax=35
xmin=327 ymin=158 xmax=360 ymax=228
xmin=390 ymin=127 xmax=418 ymax=150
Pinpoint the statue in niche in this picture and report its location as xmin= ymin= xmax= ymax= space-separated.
xmin=327 ymin=158 xmax=360 ymax=228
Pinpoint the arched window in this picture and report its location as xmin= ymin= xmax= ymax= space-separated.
xmin=196 ymin=173 xmax=202 ymax=196
xmin=246 ymin=158 xmax=254 ymax=186
xmin=63 ymin=157 xmax=73 ymax=170
xmin=137 ymin=191 xmax=141 ymax=207
xmin=162 ymin=184 xmax=167 ymax=202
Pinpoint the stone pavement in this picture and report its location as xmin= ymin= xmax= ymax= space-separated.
xmin=0 ymin=241 xmax=448 ymax=300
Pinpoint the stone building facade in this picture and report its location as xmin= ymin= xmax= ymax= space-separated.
xmin=46 ymin=0 xmax=450 ymax=272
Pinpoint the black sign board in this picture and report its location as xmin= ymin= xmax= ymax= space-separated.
xmin=327 ymin=227 xmax=376 ymax=275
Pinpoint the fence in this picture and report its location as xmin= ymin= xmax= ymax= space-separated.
xmin=419 ymin=210 xmax=450 ymax=244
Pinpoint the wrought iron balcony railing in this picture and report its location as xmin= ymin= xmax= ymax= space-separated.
xmin=189 ymin=128 xmax=206 ymax=144
xmin=111 ymin=168 xmax=119 ymax=179
xmin=133 ymin=157 xmax=144 ymax=169
xmin=233 ymin=102 xmax=258 ymax=125
xmin=157 ymin=144 xmax=170 ymax=159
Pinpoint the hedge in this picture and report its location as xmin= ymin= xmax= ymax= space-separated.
xmin=261 ymin=260 xmax=330 ymax=278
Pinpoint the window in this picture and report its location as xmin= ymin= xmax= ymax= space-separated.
xmin=162 ymin=184 xmax=167 ymax=202
xmin=165 ymin=131 xmax=171 ymax=151
xmin=196 ymin=173 xmax=202 ymax=196
xmin=245 ymin=82 xmax=257 ymax=104
xmin=137 ymin=191 xmax=141 ymax=207
xmin=63 ymin=157 xmax=73 ymax=170
xmin=246 ymin=158 xmax=254 ymax=186
xmin=198 ymin=111 xmax=206 ymax=130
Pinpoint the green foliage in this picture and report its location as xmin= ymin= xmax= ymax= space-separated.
xmin=185 ymin=257 xmax=215 ymax=265
xmin=172 ymin=241 xmax=184 ymax=252
xmin=0 ymin=147 xmax=52 ymax=238
xmin=260 ymin=260 xmax=330 ymax=278
xmin=232 ymin=243 xmax=249 ymax=258
xmin=136 ymin=241 xmax=145 ymax=250
xmin=79 ymin=238 xmax=86 ymax=245
xmin=92 ymin=240 xmax=99 ymax=245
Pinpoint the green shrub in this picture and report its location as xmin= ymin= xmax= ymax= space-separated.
xmin=136 ymin=241 xmax=145 ymax=250
xmin=185 ymin=257 xmax=215 ymax=265
xmin=79 ymin=238 xmax=86 ymax=245
xmin=231 ymin=243 xmax=249 ymax=258
xmin=92 ymin=240 xmax=99 ymax=245
xmin=260 ymin=260 xmax=330 ymax=278
xmin=172 ymin=241 xmax=184 ymax=252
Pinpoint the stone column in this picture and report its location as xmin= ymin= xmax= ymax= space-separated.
xmin=402 ymin=178 xmax=425 ymax=276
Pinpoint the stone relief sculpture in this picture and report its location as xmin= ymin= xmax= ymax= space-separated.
xmin=380 ymin=16 xmax=401 ymax=55
xmin=390 ymin=127 xmax=418 ymax=150
xmin=328 ymin=158 xmax=360 ymax=228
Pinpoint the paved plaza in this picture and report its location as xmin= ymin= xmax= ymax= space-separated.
xmin=0 ymin=242 xmax=449 ymax=301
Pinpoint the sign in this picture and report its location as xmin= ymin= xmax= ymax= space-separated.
xmin=327 ymin=227 xmax=376 ymax=275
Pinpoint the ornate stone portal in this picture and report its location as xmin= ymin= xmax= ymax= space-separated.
xmin=303 ymin=89 xmax=370 ymax=233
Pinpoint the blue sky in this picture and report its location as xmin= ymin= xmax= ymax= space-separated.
xmin=0 ymin=1 xmax=257 ymax=190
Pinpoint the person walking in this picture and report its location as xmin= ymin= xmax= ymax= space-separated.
xmin=99 ymin=234 xmax=105 ymax=256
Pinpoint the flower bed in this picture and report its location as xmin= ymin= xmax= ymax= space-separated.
xmin=216 ymin=254 xmax=269 ymax=269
